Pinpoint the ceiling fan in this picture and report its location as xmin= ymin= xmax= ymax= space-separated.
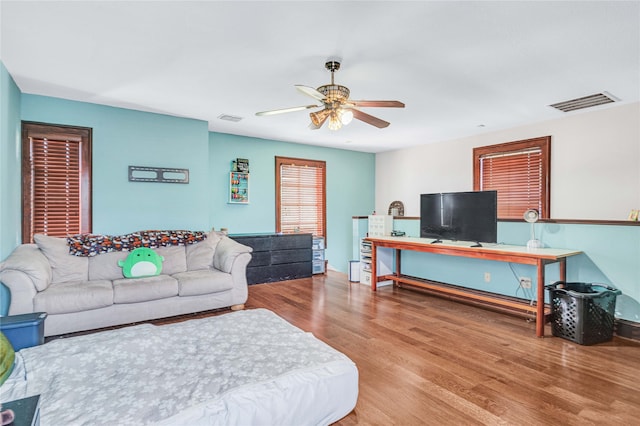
xmin=256 ymin=60 xmax=405 ymax=130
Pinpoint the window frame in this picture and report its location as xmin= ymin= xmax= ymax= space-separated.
xmin=21 ymin=121 xmax=92 ymax=243
xmin=473 ymin=136 xmax=551 ymax=219
xmin=275 ymin=156 xmax=327 ymax=240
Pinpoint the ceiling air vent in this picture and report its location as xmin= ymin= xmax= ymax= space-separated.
xmin=218 ymin=114 xmax=243 ymax=122
xmin=549 ymin=92 xmax=618 ymax=112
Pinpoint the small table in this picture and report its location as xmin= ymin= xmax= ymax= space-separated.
xmin=366 ymin=236 xmax=582 ymax=337
xmin=2 ymin=395 xmax=40 ymax=426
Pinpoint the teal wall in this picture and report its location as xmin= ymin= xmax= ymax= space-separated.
xmin=20 ymin=94 xmax=211 ymax=234
xmin=0 ymin=62 xmax=22 ymax=260
xmin=209 ymin=132 xmax=375 ymax=272
xmin=1 ymin=85 xmax=375 ymax=273
xmin=356 ymin=218 xmax=640 ymax=322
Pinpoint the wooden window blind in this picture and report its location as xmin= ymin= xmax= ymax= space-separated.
xmin=275 ymin=156 xmax=326 ymax=238
xmin=22 ymin=122 xmax=92 ymax=243
xmin=473 ymin=136 xmax=550 ymax=219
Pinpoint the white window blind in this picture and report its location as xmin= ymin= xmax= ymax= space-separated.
xmin=276 ymin=157 xmax=326 ymax=238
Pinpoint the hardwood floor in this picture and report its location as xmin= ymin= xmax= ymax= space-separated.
xmin=244 ymin=271 xmax=640 ymax=426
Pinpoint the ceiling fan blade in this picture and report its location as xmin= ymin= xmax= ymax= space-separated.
xmin=349 ymin=100 xmax=405 ymax=108
xmin=295 ymin=85 xmax=326 ymax=101
xmin=256 ymin=104 xmax=320 ymax=116
xmin=351 ymin=108 xmax=391 ymax=128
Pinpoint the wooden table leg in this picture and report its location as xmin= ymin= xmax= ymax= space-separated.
xmin=536 ymin=260 xmax=545 ymax=337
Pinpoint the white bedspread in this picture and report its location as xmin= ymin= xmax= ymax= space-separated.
xmin=1 ymin=308 xmax=358 ymax=425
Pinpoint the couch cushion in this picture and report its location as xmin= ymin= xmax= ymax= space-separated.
xmin=185 ymin=231 xmax=222 ymax=271
xmin=88 ymin=251 xmax=128 ymax=281
xmin=172 ymin=269 xmax=234 ymax=296
xmin=154 ymin=246 xmax=187 ymax=275
xmin=34 ymin=234 xmax=89 ymax=284
xmin=34 ymin=280 xmax=113 ymax=314
xmin=112 ymin=275 xmax=178 ymax=304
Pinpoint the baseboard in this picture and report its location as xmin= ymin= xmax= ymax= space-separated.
xmin=615 ymin=319 xmax=640 ymax=341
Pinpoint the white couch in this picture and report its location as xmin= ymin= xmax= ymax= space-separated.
xmin=0 ymin=232 xmax=252 ymax=336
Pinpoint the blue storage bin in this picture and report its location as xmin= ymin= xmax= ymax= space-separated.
xmin=0 ymin=312 xmax=48 ymax=351
xmin=0 ymin=282 xmax=10 ymax=316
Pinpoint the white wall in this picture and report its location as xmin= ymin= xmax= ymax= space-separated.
xmin=376 ymin=102 xmax=640 ymax=220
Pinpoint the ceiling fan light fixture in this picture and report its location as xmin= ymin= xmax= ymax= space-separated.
xmin=328 ymin=111 xmax=343 ymax=131
xmin=258 ymin=60 xmax=404 ymax=130
xmin=339 ymin=109 xmax=353 ymax=125
xmin=310 ymin=109 xmax=331 ymax=126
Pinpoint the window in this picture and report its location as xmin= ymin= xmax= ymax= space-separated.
xmin=22 ymin=122 xmax=92 ymax=243
xmin=275 ymin=156 xmax=326 ymax=238
xmin=473 ymin=136 xmax=550 ymax=219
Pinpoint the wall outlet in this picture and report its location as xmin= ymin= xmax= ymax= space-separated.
xmin=484 ymin=272 xmax=491 ymax=283
xmin=520 ymin=277 xmax=532 ymax=289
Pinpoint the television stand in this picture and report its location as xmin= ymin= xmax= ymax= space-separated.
xmin=364 ymin=236 xmax=581 ymax=337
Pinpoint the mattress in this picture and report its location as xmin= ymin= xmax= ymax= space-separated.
xmin=0 ymin=308 xmax=358 ymax=425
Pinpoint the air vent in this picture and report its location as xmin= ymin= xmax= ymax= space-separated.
xmin=549 ymin=92 xmax=618 ymax=112
xmin=218 ymin=114 xmax=243 ymax=122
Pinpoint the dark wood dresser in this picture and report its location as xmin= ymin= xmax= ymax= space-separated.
xmin=229 ymin=233 xmax=312 ymax=284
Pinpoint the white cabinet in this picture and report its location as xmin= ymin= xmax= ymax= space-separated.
xmin=359 ymin=239 xmax=393 ymax=288
xmin=368 ymin=215 xmax=393 ymax=237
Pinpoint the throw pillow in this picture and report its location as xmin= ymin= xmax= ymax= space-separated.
xmin=0 ymin=244 xmax=53 ymax=292
xmin=185 ymin=230 xmax=222 ymax=270
xmin=34 ymin=234 xmax=89 ymax=284
xmin=117 ymin=247 xmax=164 ymax=278
xmin=154 ymin=246 xmax=187 ymax=275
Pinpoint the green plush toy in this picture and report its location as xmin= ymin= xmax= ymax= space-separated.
xmin=118 ymin=247 xmax=164 ymax=278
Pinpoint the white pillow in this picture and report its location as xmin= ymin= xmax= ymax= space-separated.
xmin=34 ymin=234 xmax=88 ymax=284
xmin=185 ymin=231 xmax=222 ymax=270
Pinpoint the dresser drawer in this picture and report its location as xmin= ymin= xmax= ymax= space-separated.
xmin=271 ymin=248 xmax=312 ymax=265
xmin=271 ymin=234 xmax=312 ymax=250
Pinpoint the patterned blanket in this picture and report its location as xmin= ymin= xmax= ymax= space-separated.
xmin=67 ymin=230 xmax=207 ymax=256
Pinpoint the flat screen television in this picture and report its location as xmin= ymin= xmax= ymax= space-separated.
xmin=420 ymin=190 xmax=497 ymax=246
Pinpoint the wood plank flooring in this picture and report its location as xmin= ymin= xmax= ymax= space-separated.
xmin=244 ymin=271 xmax=640 ymax=426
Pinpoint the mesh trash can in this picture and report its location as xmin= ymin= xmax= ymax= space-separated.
xmin=546 ymin=281 xmax=621 ymax=345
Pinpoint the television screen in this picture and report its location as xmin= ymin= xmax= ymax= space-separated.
xmin=420 ymin=191 xmax=497 ymax=245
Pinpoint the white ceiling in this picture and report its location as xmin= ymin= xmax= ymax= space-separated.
xmin=2 ymin=1 xmax=639 ymax=153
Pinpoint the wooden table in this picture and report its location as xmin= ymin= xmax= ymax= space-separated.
xmin=365 ymin=236 xmax=582 ymax=337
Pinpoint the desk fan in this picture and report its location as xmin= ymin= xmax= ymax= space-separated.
xmin=524 ymin=209 xmax=542 ymax=249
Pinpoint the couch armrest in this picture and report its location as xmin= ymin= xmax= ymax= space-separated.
xmin=0 ymin=244 xmax=52 ymax=314
xmin=213 ymin=236 xmax=253 ymax=273
xmin=228 ymin=252 xmax=252 ymax=306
